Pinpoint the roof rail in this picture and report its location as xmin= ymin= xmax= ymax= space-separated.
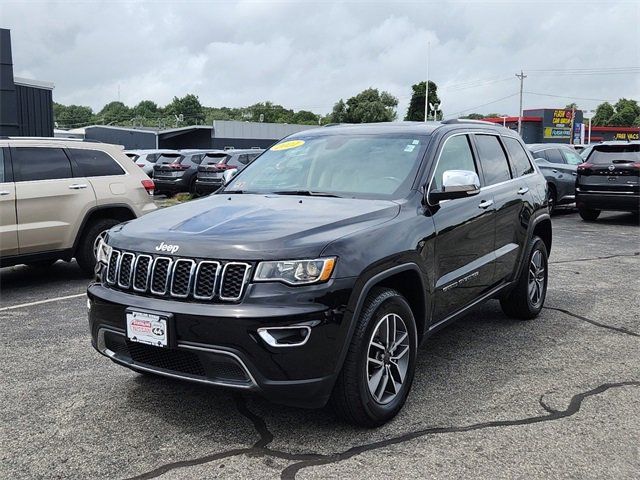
xmin=3 ymin=136 xmax=86 ymax=141
xmin=440 ymin=119 xmax=497 ymax=126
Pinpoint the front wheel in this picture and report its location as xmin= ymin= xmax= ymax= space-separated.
xmin=330 ymin=288 xmax=417 ymax=427
xmin=500 ymin=236 xmax=548 ymax=320
xmin=75 ymin=218 xmax=121 ymax=275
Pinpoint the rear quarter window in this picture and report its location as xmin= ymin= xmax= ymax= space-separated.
xmin=69 ymin=149 xmax=125 ymax=177
xmin=503 ymin=137 xmax=534 ymax=177
xmin=588 ymin=145 xmax=640 ymax=164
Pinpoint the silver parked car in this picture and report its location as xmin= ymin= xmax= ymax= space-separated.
xmin=527 ymin=143 xmax=584 ymax=213
xmin=124 ymin=149 xmax=181 ymax=177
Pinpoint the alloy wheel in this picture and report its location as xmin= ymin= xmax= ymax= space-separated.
xmin=367 ymin=313 xmax=410 ymax=405
xmin=528 ymin=249 xmax=546 ymax=307
xmin=93 ymin=230 xmax=108 ymax=259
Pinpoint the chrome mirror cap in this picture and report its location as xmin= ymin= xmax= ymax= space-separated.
xmin=223 ymin=168 xmax=238 ymax=185
xmin=442 ymin=169 xmax=480 ymax=194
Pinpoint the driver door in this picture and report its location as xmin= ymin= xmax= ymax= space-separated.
xmin=430 ymin=134 xmax=496 ymax=323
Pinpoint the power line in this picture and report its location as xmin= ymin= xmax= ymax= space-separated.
xmin=444 ymin=92 xmax=519 ymax=118
xmin=524 ymin=91 xmax=614 ymax=103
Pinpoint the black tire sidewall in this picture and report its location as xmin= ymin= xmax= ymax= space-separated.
xmin=76 ymin=218 xmax=120 ymax=274
xmin=355 ymin=292 xmax=418 ymax=424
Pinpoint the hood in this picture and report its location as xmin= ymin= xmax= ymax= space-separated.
xmin=108 ymin=194 xmax=400 ymax=259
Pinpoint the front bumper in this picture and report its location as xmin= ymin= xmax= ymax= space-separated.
xmin=87 ymin=278 xmax=355 ymax=407
xmin=576 ymin=191 xmax=640 ymax=212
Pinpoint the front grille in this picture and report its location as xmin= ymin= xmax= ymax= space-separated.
xmin=126 ymin=340 xmax=207 ymax=376
xmin=105 ymin=249 xmax=250 ymax=302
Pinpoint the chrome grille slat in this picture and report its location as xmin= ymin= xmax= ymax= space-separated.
xmin=193 ymin=261 xmax=220 ymax=300
xmin=105 ymin=249 xmax=249 ymax=302
xmin=220 ymin=262 xmax=251 ymax=301
xmin=170 ymin=259 xmax=196 ymax=298
xmin=117 ymin=252 xmax=135 ymax=289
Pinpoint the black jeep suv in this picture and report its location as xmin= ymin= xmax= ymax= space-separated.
xmin=88 ymin=121 xmax=551 ymax=426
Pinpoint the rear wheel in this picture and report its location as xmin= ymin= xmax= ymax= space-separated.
xmin=500 ymin=236 xmax=548 ymax=320
xmin=330 ymin=287 xmax=417 ymax=427
xmin=75 ymin=218 xmax=121 ymax=275
xmin=578 ymin=206 xmax=600 ymax=221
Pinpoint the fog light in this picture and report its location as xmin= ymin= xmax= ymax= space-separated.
xmin=257 ymin=326 xmax=311 ymax=347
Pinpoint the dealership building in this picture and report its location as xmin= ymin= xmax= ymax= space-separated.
xmin=483 ymin=108 xmax=639 ymax=144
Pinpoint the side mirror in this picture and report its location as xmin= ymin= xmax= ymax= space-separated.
xmin=429 ymin=170 xmax=480 ymax=202
xmin=223 ymin=168 xmax=238 ymax=185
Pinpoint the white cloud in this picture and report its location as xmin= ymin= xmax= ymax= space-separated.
xmin=2 ymin=0 xmax=638 ymax=118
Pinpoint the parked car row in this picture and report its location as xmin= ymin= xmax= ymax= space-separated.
xmin=526 ymin=141 xmax=639 ymax=219
xmin=125 ymin=148 xmax=263 ymax=196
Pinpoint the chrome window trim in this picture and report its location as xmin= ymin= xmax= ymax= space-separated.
xmin=150 ymin=256 xmax=173 ymax=295
xmin=219 ymin=262 xmax=251 ymax=301
xmin=117 ymin=252 xmax=135 ymax=289
xmin=132 ymin=254 xmax=152 ymax=293
xmin=106 ymin=249 xmax=121 ymax=285
xmin=193 ymin=260 xmax=221 ymax=300
xmin=170 ymin=258 xmax=196 ymax=298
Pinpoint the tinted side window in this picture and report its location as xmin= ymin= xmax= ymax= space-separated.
xmin=503 ymin=137 xmax=534 ymax=177
xmin=0 ymin=149 xmax=4 ymax=183
xmin=561 ymin=149 xmax=584 ymax=165
xmin=69 ymin=149 xmax=125 ymax=177
xmin=531 ymin=149 xmax=547 ymax=161
xmin=432 ymin=135 xmax=477 ymax=190
xmin=13 ymin=147 xmax=72 ymax=181
xmin=545 ymin=148 xmax=565 ymax=164
xmin=191 ymin=154 xmax=203 ymax=165
xmin=474 ymin=135 xmax=511 ymax=186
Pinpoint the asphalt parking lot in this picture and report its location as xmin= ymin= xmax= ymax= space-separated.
xmin=1 ymin=210 xmax=638 ymax=480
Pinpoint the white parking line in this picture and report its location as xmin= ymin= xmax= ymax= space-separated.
xmin=0 ymin=293 xmax=86 ymax=312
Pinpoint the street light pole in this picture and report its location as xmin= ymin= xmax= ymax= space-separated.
xmin=424 ymin=41 xmax=430 ymax=122
xmin=515 ymin=70 xmax=527 ymax=135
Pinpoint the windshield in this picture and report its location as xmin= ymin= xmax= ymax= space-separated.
xmin=224 ymin=134 xmax=429 ymax=199
xmin=588 ymin=145 xmax=640 ymax=164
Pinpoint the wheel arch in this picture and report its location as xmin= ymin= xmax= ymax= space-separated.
xmin=72 ymin=204 xmax=136 ymax=254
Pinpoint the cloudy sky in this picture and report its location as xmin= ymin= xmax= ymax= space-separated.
xmin=2 ymin=0 xmax=638 ymax=120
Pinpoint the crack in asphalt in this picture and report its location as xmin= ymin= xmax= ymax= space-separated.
xmin=550 ymin=252 xmax=639 ymax=265
xmin=126 ymin=382 xmax=639 ymax=480
xmin=544 ymin=306 xmax=640 ymax=338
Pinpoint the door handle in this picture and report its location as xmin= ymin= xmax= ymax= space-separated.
xmin=572 ymin=172 xmax=577 ymax=176
xmin=517 ymin=187 xmax=529 ymax=195
xmin=478 ymin=200 xmax=493 ymax=209
xmin=68 ymin=184 xmax=88 ymax=190
xmin=0 ymin=190 xmax=10 ymax=196
xmin=552 ymin=169 xmax=558 ymax=173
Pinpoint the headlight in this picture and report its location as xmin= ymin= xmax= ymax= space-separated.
xmin=96 ymin=238 xmax=112 ymax=266
xmin=254 ymin=258 xmax=336 ymax=285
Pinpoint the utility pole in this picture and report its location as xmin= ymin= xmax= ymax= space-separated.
xmin=569 ymin=104 xmax=576 ymax=145
xmin=424 ymin=41 xmax=430 ymax=122
xmin=515 ymin=70 xmax=527 ymax=135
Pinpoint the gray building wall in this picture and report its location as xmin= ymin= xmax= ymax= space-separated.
xmin=84 ymin=126 xmax=157 ymax=149
xmin=15 ymin=82 xmax=54 ymax=136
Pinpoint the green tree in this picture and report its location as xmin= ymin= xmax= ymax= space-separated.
xmin=244 ymin=102 xmax=294 ymax=123
xmin=462 ymin=113 xmax=485 ymax=120
xmin=333 ymin=88 xmax=397 ymax=123
xmin=592 ymin=102 xmax=614 ymax=126
xmin=292 ymin=110 xmax=319 ymax=125
xmin=565 ymin=102 xmax=578 ymax=110
xmin=132 ymin=100 xmax=159 ymax=119
xmin=404 ymin=81 xmax=441 ymax=121
xmin=608 ymin=98 xmax=640 ymax=126
xmin=53 ymin=103 xmax=94 ymax=128
xmin=329 ymin=99 xmax=347 ymax=123
xmin=164 ymin=94 xmax=205 ymax=124
xmin=97 ymin=101 xmax=131 ymax=124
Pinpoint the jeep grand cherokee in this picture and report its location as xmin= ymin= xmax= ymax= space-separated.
xmin=88 ymin=121 xmax=552 ymax=426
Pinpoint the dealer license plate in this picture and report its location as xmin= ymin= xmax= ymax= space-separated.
xmin=126 ymin=310 xmax=168 ymax=347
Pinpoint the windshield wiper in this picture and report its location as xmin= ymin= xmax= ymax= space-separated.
xmin=271 ymin=190 xmax=342 ymax=198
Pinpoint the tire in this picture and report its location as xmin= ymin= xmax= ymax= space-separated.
xmin=500 ymin=236 xmax=548 ymax=320
xmin=75 ymin=218 xmax=121 ymax=275
xmin=547 ymin=184 xmax=557 ymax=215
xmin=578 ymin=206 xmax=600 ymax=221
xmin=189 ymin=177 xmax=198 ymax=195
xmin=330 ymin=287 xmax=418 ymax=427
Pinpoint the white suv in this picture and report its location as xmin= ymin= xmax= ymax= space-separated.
xmin=0 ymin=138 xmax=157 ymax=274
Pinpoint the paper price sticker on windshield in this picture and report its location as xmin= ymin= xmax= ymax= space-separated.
xmin=271 ymin=140 xmax=305 ymax=151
